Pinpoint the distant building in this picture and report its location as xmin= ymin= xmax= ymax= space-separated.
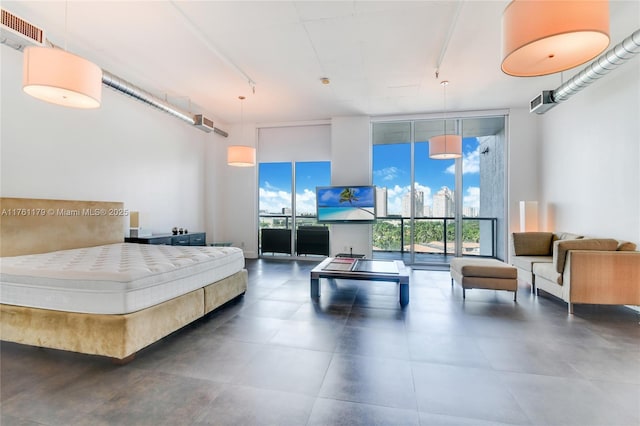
xmin=402 ymin=190 xmax=424 ymax=217
xmin=376 ymin=187 xmax=388 ymax=217
xmin=433 ymin=186 xmax=454 ymax=217
xmin=463 ymin=206 xmax=478 ymax=217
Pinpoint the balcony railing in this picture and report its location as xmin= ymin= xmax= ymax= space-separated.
xmin=372 ymin=216 xmax=498 ymax=258
xmin=259 ymin=214 xmax=498 ymax=259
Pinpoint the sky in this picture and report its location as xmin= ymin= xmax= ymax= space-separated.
xmin=258 ymin=137 xmax=483 ymax=216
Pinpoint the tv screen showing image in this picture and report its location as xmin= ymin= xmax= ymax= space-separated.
xmin=316 ymin=185 xmax=376 ymax=223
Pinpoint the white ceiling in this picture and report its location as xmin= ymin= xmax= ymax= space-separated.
xmin=3 ymin=1 xmax=639 ymax=125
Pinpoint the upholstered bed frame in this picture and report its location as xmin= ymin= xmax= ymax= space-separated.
xmin=0 ymin=197 xmax=248 ymax=362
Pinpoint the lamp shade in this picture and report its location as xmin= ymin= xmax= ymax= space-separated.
xmin=501 ymin=0 xmax=609 ymax=77
xmin=227 ymin=146 xmax=256 ymax=167
xmin=429 ymin=134 xmax=462 ymax=159
xmin=23 ymin=46 xmax=102 ymax=109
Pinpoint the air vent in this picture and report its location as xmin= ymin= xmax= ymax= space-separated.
xmin=194 ymin=114 xmax=214 ymax=133
xmin=1 ymin=9 xmax=45 ymax=50
xmin=530 ymin=90 xmax=556 ymax=114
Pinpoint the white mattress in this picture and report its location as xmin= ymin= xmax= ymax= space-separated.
xmin=0 ymin=243 xmax=245 ymax=315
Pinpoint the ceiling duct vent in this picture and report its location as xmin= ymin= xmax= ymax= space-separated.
xmin=193 ymin=114 xmax=214 ymax=133
xmin=530 ymin=91 xmax=555 ymax=114
xmin=0 ymin=8 xmax=45 ymax=50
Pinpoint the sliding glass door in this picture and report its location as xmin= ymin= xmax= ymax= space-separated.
xmin=372 ymin=115 xmax=506 ymax=266
xmin=258 ymin=161 xmax=330 ymax=257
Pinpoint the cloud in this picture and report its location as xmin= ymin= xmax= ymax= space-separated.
xmin=446 ymin=147 xmax=480 ymax=175
xmin=259 ymin=187 xmax=291 ymax=214
xmin=263 ymin=180 xmax=279 ymax=190
xmin=373 ymin=166 xmax=403 ymax=181
xmin=463 ymin=186 xmax=480 ymax=209
xmin=295 ymin=188 xmax=317 ymax=215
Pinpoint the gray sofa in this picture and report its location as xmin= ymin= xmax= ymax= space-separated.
xmin=510 ymin=232 xmax=640 ymax=313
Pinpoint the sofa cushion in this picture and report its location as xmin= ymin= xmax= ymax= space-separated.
xmin=557 ymin=232 xmax=583 ymax=241
xmin=553 ymin=238 xmax=619 ymax=274
xmin=512 ymin=232 xmax=554 ymax=256
xmin=450 ymin=258 xmax=517 ymax=279
xmin=617 ymin=240 xmax=638 ymax=251
xmin=533 ymin=262 xmax=562 ymax=285
xmin=511 ymin=255 xmax=552 ymax=273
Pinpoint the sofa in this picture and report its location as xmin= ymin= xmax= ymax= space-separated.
xmin=510 ymin=232 xmax=640 ymax=313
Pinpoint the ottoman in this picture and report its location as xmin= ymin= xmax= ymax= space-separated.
xmin=450 ymin=258 xmax=518 ymax=301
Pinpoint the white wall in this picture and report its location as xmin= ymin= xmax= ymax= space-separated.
xmin=330 ymin=116 xmax=372 ymax=257
xmin=535 ymin=3 xmax=640 ymax=244
xmin=1 ymin=45 xmax=219 ymax=238
xmin=207 ymin=122 xmax=259 ymax=257
xmin=507 ymin=108 xmax=540 ymax=237
xmin=538 ymin=55 xmax=639 ymax=243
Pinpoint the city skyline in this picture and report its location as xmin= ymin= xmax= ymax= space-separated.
xmin=259 ymin=137 xmax=483 ymax=217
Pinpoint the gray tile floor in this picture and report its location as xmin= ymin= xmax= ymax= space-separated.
xmin=1 ymin=259 xmax=639 ymax=426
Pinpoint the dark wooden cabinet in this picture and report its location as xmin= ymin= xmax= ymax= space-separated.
xmin=296 ymin=226 xmax=329 ymax=256
xmin=261 ymin=229 xmax=291 ymax=255
xmin=125 ymin=232 xmax=206 ymax=246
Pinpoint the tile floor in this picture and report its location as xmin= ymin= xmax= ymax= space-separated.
xmin=1 ymin=258 xmax=639 ymax=426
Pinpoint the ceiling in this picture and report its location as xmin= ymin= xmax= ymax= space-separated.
xmin=3 ymin=1 xmax=638 ymax=126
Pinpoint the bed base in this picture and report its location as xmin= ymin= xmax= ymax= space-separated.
xmin=0 ymin=269 xmax=248 ymax=362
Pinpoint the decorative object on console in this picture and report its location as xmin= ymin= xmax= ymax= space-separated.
xmin=172 ymin=227 xmax=178 ymax=235
xmin=501 ymin=0 xmax=610 ymax=77
xmin=429 ymin=81 xmax=462 ymax=159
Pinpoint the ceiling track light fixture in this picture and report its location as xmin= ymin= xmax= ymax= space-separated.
xmin=22 ymin=2 xmax=102 ymax=108
xmin=227 ymin=95 xmax=256 ymax=167
xmin=501 ymin=0 xmax=610 ymax=77
xmin=429 ymin=80 xmax=462 ymax=160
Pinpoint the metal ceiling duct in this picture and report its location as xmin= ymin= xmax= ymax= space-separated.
xmin=102 ymin=71 xmax=229 ymax=137
xmin=553 ymin=29 xmax=640 ymax=103
xmin=0 ymin=7 xmax=227 ymax=136
xmin=102 ymin=70 xmax=195 ymax=125
xmin=533 ymin=29 xmax=640 ymax=113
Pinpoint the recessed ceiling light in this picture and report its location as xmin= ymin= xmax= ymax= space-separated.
xmin=320 ymin=77 xmax=330 ymax=85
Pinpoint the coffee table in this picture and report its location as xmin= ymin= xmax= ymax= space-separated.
xmin=310 ymin=258 xmax=410 ymax=306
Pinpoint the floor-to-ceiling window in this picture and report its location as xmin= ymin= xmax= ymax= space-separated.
xmin=372 ymin=115 xmax=506 ymax=267
xmin=257 ymin=124 xmax=332 ymax=258
xmin=258 ymin=161 xmax=330 ymax=256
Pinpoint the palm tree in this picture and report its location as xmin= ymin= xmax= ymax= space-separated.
xmin=339 ymin=187 xmax=359 ymax=204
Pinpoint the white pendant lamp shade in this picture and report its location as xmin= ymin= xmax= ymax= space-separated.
xmin=429 ymin=134 xmax=462 ymax=159
xmin=501 ymin=0 xmax=610 ymax=77
xmin=23 ymin=46 xmax=102 ymax=109
xmin=227 ymin=145 xmax=256 ymax=167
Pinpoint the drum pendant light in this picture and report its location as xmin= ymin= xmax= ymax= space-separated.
xmin=228 ymin=96 xmax=256 ymax=167
xmin=429 ymin=81 xmax=462 ymax=160
xmin=23 ymin=46 xmax=102 ymax=109
xmin=501 ymin=0 xmax=610 ymax=77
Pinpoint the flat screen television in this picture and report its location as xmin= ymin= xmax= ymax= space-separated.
xmin=316 ymin=185 xmax=376 ymax=223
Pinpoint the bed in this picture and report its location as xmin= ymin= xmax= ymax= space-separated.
xmin=0 ymin=197 xmax=248 ymax=362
